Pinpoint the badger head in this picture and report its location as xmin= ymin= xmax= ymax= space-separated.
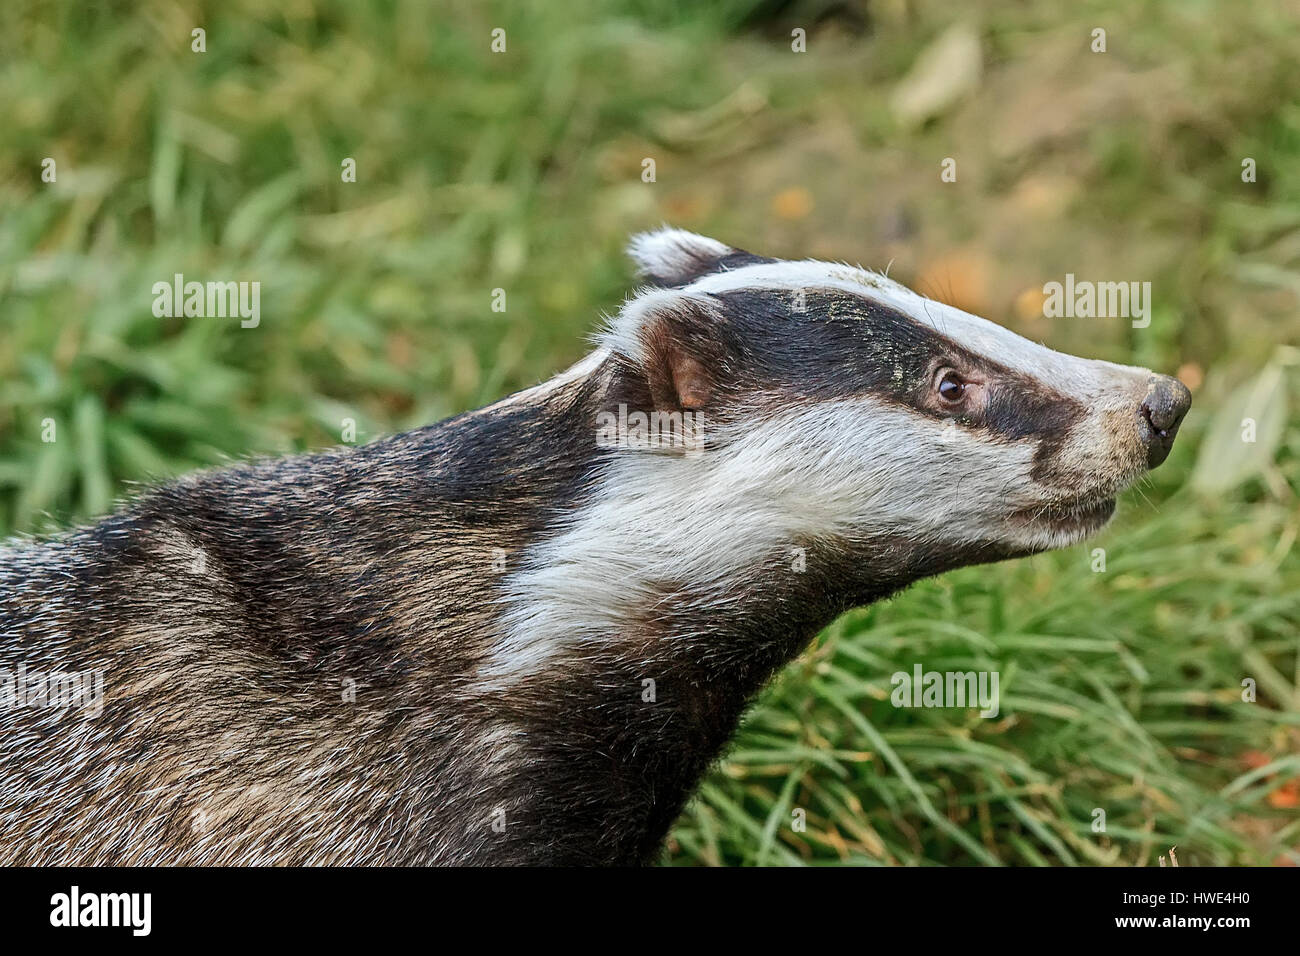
xmin=478 ymin=228 xmax=1193 ymax=688
xmin=597 ymin=228 xmax=1190 ymax=574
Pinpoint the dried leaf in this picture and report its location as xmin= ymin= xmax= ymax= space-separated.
xmin=890 ymin=23 xmax=982 ymax=128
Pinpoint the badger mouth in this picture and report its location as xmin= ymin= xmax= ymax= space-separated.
xmin=1011 ymin=495 xmax=1116 ymax=535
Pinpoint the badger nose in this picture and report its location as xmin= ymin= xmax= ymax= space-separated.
xmin=1140 ymin=375 xmax=1192 ymax=468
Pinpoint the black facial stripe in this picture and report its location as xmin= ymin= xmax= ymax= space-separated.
xmin=710 ymin=289 xmax=1086 ymax=445
xmin=984 ymin=380 xmax=1084 ymax=440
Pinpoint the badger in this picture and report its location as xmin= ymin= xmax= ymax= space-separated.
xmin=0 ymin=229 xmax=1190 ymax=865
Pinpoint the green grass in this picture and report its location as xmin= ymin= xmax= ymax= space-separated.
xmin=1 ymin=0 xmax=1298 ymax=865
xmin=671 ymin=471 xmax=1300 ymax=865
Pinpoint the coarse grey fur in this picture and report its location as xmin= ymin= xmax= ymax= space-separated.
xmin=0 ymin=230 xmax=1190 ymax=865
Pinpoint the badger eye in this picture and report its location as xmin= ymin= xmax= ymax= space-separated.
xmin=937 ymin=370 xmax=966 ymax=403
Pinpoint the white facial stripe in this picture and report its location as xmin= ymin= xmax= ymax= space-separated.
xmin=611 ymin=259 xmax=1146 ymax=400
xmin=478 ymin=394 xmax=1043 ymax=686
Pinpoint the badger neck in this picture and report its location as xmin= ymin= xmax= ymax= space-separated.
xmin=466 ymin=361 xmax=923 ymax=864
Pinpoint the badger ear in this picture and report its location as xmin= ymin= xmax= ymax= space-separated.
xmin=602 ymin=289 xmax=723 ymax=411
xmin=626 ymin=228 xmax=740 ymax=287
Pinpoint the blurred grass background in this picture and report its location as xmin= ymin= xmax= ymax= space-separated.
xmin=1 ymin=0 xmax=1297 ymax=864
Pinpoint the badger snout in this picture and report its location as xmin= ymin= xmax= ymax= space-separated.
xmin=1139 ymin=375 xmax=1192 ymax=468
